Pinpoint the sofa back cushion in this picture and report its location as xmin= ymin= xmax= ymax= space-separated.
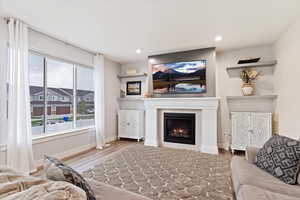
xmin=255 ymin=135 xmax=300 ymax=184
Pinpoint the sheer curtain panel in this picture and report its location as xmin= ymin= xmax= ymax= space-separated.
xmin=94 ymin=54 xmax=105 ymax=149
xmin=6 ymin=18 xmax=35 ymax=174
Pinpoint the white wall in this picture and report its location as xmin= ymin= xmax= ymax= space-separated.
xmin=104 ymin=58 xmax=121 ymax=142
xmin=274 ymin=16 xmax=300 ymax=140
xmin=29 ymin=29 xmax=94 ymax=67
xmin=216 ymin=45 xmax=275 ymax=148
xmin=121 ymin=45 xmax=275 ymax=149
xmin=121 ymin=61 xmax=148 ymax=98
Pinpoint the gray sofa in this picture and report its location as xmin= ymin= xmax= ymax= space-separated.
xmin=87 ymin=179 xmax=152 ymax=200
xmin=231 ymin=147 xmax=300 ymax=200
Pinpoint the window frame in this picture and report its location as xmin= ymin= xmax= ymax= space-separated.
xmin=29 ymin=50 xmax=95 ymax=138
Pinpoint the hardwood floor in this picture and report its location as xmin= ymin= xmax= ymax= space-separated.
xmin=34 ymin=139 xmax=237 ymax=176
xmin=32 ymin=139 xmax=136 ymax=176
xmin=67 ymin=140 xmax=136 ymax=173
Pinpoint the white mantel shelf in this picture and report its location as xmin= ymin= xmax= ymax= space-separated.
xmin=118 ymin=98 xmax=144 ymax=101
xmin=143 ymin=97 xmax=219 ymax=154
xmin=143 ymin=97 xmax=220 ymax=101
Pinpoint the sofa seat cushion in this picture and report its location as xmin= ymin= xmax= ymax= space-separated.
xmin=87 ymin=179 xmax=152 ymax=200
xmin=237 ymin=185 xmax=299 ymax=200
xmin=231 ymin=156 xmax=300 ymax=198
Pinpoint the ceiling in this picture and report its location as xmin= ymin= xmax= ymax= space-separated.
xmin=1 ymin=0 xmax=300 ymax=64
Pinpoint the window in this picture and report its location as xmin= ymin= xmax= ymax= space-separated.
xmin=29 ymin=54 xmax=45 ymax=136
xmin=29 ymin=52 xmax=95 ymax=137
xmin=46 ymin=58 xmax=74 ymax=134
xmin=76 ymin=66 xmax=95 ymax=128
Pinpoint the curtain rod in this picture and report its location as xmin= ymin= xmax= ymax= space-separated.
xmin=4 ymin=17 xmax=99 ymax=56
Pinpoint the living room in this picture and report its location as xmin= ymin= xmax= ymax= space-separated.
xmin=0 ymin=0 xmax=300 ymax=200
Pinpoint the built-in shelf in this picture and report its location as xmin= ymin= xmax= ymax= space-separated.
xmin=226 ymin=94 xmax=277 ymax=101
xmin=226 ymin=60 xmax=277 ymax=71
xmin=117 ymin=73 xmax=147 ymax=79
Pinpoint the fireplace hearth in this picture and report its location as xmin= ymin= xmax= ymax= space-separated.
xmin=164 ymin=113 xmax=195 ymax=145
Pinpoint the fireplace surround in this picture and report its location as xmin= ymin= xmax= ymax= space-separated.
xmin=164 ymin=113 xmax=195 ymax=145
xmin=143 ymin=97 xmax=219 ymax=154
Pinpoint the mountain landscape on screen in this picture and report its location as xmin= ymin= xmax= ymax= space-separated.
xmin=152 ymin=60 xmax=206 ymax=94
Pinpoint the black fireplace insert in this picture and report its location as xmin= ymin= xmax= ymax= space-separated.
xmin=164 ymin=112 xmax=195 ymax=145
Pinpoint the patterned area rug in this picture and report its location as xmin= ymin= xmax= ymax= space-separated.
xmin=82 ymin=144 xmax=233 ymax=200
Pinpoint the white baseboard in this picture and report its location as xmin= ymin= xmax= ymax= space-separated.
xmin=144 ymin=140 xmax=159 ymax=147
xmin=35 ymin=143 xmax=96 ymax=167
xmin=105 ymin=134 xmax=117 ymax=143
xmin=201 ymin=145 xmax=219 ymax=154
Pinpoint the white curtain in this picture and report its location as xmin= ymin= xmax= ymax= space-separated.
xmin=94 ymin=54 xmax=105 ymax=149
xmin=145 ymin=61 xmax=153 ymax=96
xmin=0 ymin=19 xmax=8 ymax=149
xmin=6 ymin=18 xmax=35 ymax=174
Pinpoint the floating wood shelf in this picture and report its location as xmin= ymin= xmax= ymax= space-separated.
xmin=117 ymin=73 xmax=147 ymax=79
xmin=226 ymin=60 xmax=277 ymax=71
xmin=226 ymin=94 xmax=277 ymax=100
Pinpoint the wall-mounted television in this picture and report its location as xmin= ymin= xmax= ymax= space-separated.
xmin=152 ymin=60 xmax=206 ymax=94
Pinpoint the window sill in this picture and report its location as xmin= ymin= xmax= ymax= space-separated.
xmin=32 ymin=126 xmax=95 ymax=145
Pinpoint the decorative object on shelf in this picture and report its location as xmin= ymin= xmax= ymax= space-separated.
xmin=126 ymin=81 xmax=141 ymax=95
xmin=120 ymin=89 xmax=126 ymax=98
xmin=238 ymin=57 xmax=260 ymax=64
xmin=126 ymin=68 xmax=137 ymax=75
xmin=240 ymin=69 xmax=260 ymax=96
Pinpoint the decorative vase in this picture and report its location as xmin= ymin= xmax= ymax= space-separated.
xmin=241 ymin=83 xmax=255 ymax=96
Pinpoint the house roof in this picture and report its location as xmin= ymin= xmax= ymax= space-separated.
xmin=30 ymin=86 xmax=43 ymax=94
xmin=30 ymin=86 xmax=93 ymax=97
xmin=31 ymin=101 xmax=72 ymax=105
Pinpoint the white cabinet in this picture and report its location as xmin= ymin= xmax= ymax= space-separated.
xmin=118 ymin=110 xmax=144 ymax=141
xmin=231 ymin=112 xmax=272 ymax=152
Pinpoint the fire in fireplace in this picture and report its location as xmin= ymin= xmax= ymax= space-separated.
xmin=164 ymin=113 xmax=195 ymax=145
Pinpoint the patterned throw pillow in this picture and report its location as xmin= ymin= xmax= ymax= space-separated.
xmin=44 ymin=156 xmax=96 ymax=200
xmin=255 ymin=135 xmax=300 ymax=184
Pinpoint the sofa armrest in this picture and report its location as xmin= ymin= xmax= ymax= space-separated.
xmin=245 ymin=147 xmax=260 ymax=164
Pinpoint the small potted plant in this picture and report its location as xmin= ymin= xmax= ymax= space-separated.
xmin=240 ymin=69 xmax=260 ymax=96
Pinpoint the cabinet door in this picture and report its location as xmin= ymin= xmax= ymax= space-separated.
xmin=250 ymin=112 xmax=272 ymax=148
xmin=127 ymin=111 xmax=139 ymax=138
xmin=118 ymin=110 xmax=129 ymax=138
xmin=231 ymin=112 xmax=251 ymax=151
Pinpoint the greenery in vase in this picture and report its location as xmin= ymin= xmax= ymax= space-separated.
xmin=240 ymin=69 xmax=260 ymax=84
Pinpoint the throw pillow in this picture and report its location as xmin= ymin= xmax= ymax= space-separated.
xmin=44 ymin=155 xmax=96 ymax=200
xmin=255 ymin=135 xmax=300 ymax=184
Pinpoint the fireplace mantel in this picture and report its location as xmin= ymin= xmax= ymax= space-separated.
xmin=143 ymin=97 xmax=219 ymax=154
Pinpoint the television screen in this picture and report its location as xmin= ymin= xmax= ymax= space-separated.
xmin=152 ymin=60 xmax=206 ymax=94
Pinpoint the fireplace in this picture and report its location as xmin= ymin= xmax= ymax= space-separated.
xmin=164 ymin=113 xmax=195 ymax=145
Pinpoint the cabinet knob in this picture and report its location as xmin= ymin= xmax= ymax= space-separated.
xmin=127 ymin=122 xmax=130 ymax=126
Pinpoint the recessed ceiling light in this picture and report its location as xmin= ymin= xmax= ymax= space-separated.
xmin=215 ymin=36 xmax=223 ymax=42
xmin=149 ymin=58 xmax=155 ymax=63
xmin=136 ymin=49 xmax=142 ymax=54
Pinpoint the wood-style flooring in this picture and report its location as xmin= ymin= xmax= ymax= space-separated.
xmin=34 ymin=139 xmax=239 ymax=176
